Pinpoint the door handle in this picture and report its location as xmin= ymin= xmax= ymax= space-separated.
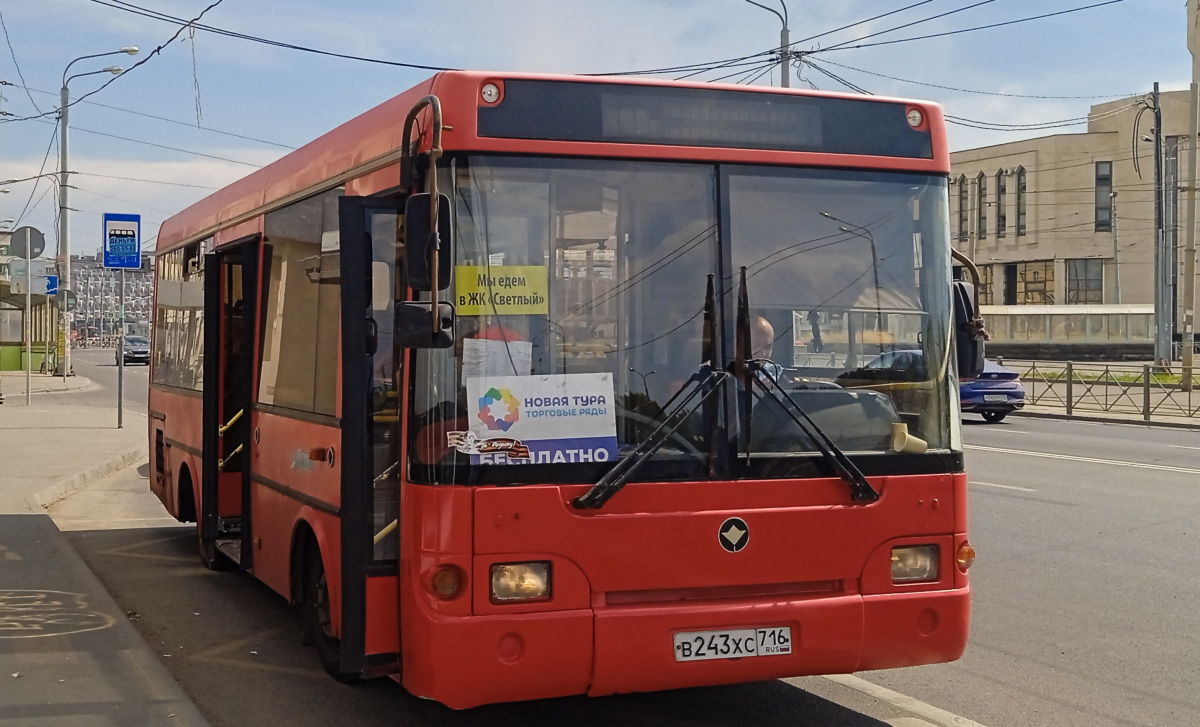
xmin=365 ymin=317 xmax=378 ymax=357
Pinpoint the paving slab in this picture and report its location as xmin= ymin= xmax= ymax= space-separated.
xmin=0 ymin=514 xmax=209 ymax=726
xmin=0 ymin=404 xmax=145 ymax=514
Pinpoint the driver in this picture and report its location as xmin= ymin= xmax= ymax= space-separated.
xmin=750 ymin=315 xmax=784 ymax=384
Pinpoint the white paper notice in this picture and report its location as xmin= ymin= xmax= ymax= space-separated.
xmin=462 ymin=337 xmax=533 ymax=380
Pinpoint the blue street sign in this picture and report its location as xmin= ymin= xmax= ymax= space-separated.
xmin=102 ymin=212 xmax=142 ymax=269
xmin=45 ymin=275 xmax=58 ymax=296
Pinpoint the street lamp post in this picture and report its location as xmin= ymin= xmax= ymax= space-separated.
xmin=821 ymin=211 xmax=884 ymax=333
xmin=58 ymin=47 xmax=137 ymax=379
xmin=744 ymin=0 xmax=791 ymax=88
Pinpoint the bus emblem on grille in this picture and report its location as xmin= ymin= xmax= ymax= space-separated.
xmin=718 ymin=518 xmax=749 ymax=553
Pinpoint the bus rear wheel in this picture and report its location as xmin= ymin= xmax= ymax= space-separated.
xmin=304 ymin=548 xmax=359 ymax=683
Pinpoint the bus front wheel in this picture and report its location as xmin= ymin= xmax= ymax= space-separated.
xmin=303 ymin=547 xmax=359 ymax=683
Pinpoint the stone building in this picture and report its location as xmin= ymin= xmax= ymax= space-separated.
xmin=950 ymin=89 xmax=1193 ymax=311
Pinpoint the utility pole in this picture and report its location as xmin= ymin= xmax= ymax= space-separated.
xmin=1182 ymin=0 xmax=1199 ymax=390
xmin=57 ymin=82 xmax=70 ymax=380
xmin=1152 ymin=83 xmax=1172 ymax=366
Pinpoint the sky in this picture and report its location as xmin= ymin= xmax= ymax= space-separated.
xmin=0 ymin=0 xmax=1189 ymax=257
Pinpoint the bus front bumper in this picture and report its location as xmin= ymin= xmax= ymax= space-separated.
xmin=403 ymin=586 xmax=969 ymax=709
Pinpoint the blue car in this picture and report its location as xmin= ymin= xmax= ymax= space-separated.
xmin=960 ymin=359 xmax=1026 ymax=423
xmin=858 ymin=351 xmax=1026 ymax=424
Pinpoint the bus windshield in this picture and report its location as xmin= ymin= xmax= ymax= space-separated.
xmin=409 ymin=156 xmax=954 ymax=485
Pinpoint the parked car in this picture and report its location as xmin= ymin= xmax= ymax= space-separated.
xmin=850 ymin=350 xmax=1026 ymax=423
xmin=960 ymin=359 xmax=1026 ymax=423
xmin=118 ymin=335 xmax=151 ymax=365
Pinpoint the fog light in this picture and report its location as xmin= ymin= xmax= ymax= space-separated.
xmin=430 ymin=565 xmax=464 ymax=600
xmin=956 ymin=541 xmax=977 ymax=571
xmin=891 ymin=545 xmax=939 ymax=583
xmin=490 ymin=562 xmax=551 ymax=603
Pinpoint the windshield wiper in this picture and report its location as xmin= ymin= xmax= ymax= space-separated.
xmin=732 ymin=266 xmax=878 ymax=503
xmin=749 ymin=364 xmax=880 ymax=502
xmin=572 ymin=366 xmax=727 ymax=510
xmin=574 ymin=276 xmax=724 ymax=511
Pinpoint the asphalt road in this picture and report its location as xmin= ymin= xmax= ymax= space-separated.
xmin=55 ymin=387 xmax=1200 ymax=725
xmin=63 ymin=347 xmax=150 ymax=410
xmin=865 ymin=415 xmax=1200 ymax=726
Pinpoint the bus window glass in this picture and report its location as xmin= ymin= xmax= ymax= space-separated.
xmin=259 ymin=188 xmax=343 ymax=415
xmin=410 ymin=157 xmax=716 ymax=484
xmin=152 ymin=241 xmax=206 ymax=390
xmin=726 ymin=167 xmax=953 ymax=465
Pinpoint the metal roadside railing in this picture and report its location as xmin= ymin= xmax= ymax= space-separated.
xmin=1003 ymin=359 xmax=1200 ymax=423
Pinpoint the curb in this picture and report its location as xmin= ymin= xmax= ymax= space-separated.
xmin=31 ymin=445 xmax=149 ymax=510
xmin=0 ymin=376 xmax=97 ymax=401
xmin=1012 ymin=408 xmax=1200 ymax=431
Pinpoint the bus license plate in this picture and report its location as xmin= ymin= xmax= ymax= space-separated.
xmin=983 ymin=394 xmax=1008 ymax=403
xmin=673 ymin=627 xmax=792 ymax=662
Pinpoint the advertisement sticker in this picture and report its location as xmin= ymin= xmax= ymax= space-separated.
xmin=459 ymin=373 xmax=618 ymax=465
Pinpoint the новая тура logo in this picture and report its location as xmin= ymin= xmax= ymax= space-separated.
xmin=477 ymin=387 xmax=520 ymax=432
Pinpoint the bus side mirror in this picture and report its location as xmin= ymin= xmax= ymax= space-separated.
xmin=952 ymin=281 xmax=986 ymax=379
xmin=396 ymin=301 xmax=455 ymax=349
xmin=405 ymin=192 xmax=453 ymax=291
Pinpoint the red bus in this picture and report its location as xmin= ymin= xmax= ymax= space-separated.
xmin=148 ymin=71 xmax=984 ymax=709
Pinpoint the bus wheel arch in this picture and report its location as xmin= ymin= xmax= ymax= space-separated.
xmin=292 ymin=515 xmax=357 ymax=682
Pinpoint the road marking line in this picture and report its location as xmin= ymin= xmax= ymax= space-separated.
xmin=965 ymin=444 xmax=1200 ymax=475
xmin=971 ymin=481 xmax=1037 ymax=492
xmin=986 ymin=429 xmax=1028 ymax=434
xmin=1170 ymin=445 xmax=1200 ymax=451
xmin=822 ymin=674 xmax=989 ymax=727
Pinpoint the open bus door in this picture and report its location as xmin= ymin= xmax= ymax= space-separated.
xmin=334 ymin=196 xmax=405 ymax=677
xmin=200 ymin=237 xmax=261 ymax=571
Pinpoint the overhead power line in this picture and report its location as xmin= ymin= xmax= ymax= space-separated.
xmin=15 ymin=128 xmax=59 ymax=227
xmin=86 ymin=0 xmax=454 ymax=71
xmin=76 ymin=172 xmax=218 ymax=190
xmin=818 ymin=0 xmax=1001 ymax=53
xmin=812 ymin=58 xmax=1140 ymax=100
xmin=809 ymin=0 xmax=1130 ymax=54
xmin=601 ymin=0 xmax=939 ymax=78
xmin=32 ymin=118 xmax=264 ymax=167
xmin=0 ymin=7 xmax=44 ymax=114
xmin=3 ymin=0 xmax=232 ymax=125
xmin=5 ymin=81 xmax=294 ymax=149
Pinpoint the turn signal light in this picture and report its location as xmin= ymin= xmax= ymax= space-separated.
xmin=490 ymin=562 xmax=551 ymax=603
xmin=956 ymin=541 xmax=977 ymax=571
xmin=891 ymin=545 xmax=939 ymax=583
xmin=430 ymin=565 xmax=464 ymax=600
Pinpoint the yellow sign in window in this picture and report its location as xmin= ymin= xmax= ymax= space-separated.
xmin=454 ymin=266 xmax=549 ymax=316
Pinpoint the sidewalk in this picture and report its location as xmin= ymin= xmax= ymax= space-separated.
xmin=1014 ymin=403 xmax=1200 ymax=429
xmin=0 ymin=403 xmax=143 ymax=513
xmin=0 ymin=371 xmax=95 ymax=404
xmin=0 ymin=401 xmax=210 ymax=726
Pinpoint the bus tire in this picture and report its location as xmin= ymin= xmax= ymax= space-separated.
xmin=198 ymin=536 xmax=235 ymax=572
xmin=304 ymin=546 xmax=359 ymax=683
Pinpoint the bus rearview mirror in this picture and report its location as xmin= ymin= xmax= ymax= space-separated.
xmin=405 ymin=193 xmax=452 ymax=291
xmin=952 ymin=281 xmax=985 ymax=379
xmin=396 ymin=301 xmax=455 ymax=349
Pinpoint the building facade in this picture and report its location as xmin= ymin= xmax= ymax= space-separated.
xmin=950 ymin=89 xmax=1193 ymax=312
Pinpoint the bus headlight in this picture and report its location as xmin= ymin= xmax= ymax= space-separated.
xmin=490 ymin=562 xmax=551 ymax=603
xmin=891 ymin=545 xmax=939 ymax=583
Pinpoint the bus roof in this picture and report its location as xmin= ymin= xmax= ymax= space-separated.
xmin=157 ymin=71 xmax=948 ymax=252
